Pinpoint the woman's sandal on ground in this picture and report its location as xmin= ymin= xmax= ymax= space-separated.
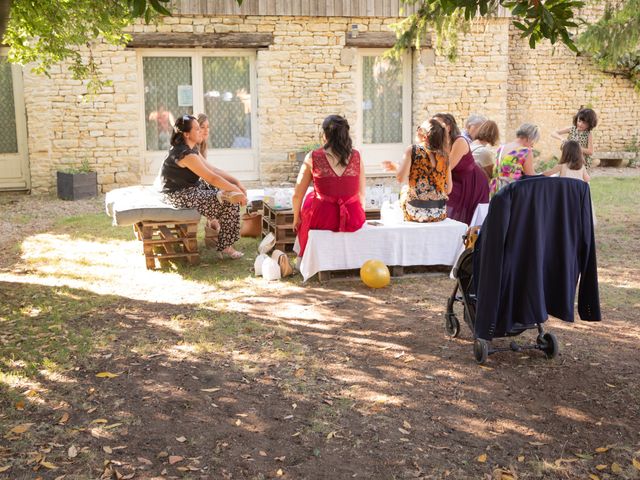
xmin=216 ymin=190 xmax=246 ymax=204
xmin=218 ymin=247 xmax=244 ymax=260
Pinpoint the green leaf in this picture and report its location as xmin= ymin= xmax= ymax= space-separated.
xmin=133 ymin=0 xmax=146 ymax=17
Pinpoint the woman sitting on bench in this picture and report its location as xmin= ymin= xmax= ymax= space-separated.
xmin=161 ymin=114 xmax=247 ymax=259
xmin=382 ymin=118 xmax=452 ymax=222
xmin=292 ymin=115 xmax=366 ymax=258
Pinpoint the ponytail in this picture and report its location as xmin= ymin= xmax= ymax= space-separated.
xmin=322 ymin=115 xmax=353 ymax=167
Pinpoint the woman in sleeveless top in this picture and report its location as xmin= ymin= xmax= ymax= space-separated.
xmin=292 ymin=115 xmax=366 ymax=258
xmin=490 ymin=123 xmax=539 ymax=196
xmin=543 ymin=140 xmax=590 ymax=182
xmin=433 ymin=113 xmax=489 ymax=225
xmin=161 ymin=115 xmax=247 ymax=259
xmin=382 ymin=118 xmax=451 ymax=222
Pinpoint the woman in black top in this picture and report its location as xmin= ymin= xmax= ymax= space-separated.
xmin=161 ymin=115 xmax=247 ymax=259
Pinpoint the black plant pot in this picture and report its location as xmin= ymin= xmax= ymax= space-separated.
xmin=57 ymin=171 xmax=98 ymax=200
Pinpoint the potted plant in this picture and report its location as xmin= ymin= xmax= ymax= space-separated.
xmin=56 ymin=159 xmax=98 ymax=200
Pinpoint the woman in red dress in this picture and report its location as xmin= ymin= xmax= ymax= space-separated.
xmin=292 ymin=115 xmax=366 ymax=258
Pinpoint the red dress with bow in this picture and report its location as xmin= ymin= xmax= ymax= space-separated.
xmin=297 ymin=148 xmax=366 ymax=257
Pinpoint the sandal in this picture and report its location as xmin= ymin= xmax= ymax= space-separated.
xmin=218 ymin=247 xmax=244 ymax=260
xmin=216 ymin=190 xmax=246 ymax=205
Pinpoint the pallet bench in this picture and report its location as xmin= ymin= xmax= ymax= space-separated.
xmin=105 ymin=186 xmax=202 ymax=270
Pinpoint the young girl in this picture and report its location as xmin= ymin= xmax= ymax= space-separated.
xmin=543 ymin=140 xmax=590 ymax=182
xmin=552 ymin=107 xmax=597 ymax=169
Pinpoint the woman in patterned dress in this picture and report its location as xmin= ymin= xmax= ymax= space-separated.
xmin=292 ymin=115 xmax=366 ymax=258
xmin=490 ymin=123 xmax=539 ymax=196
xmin=382 ymin=119 xmax=451 ymax=222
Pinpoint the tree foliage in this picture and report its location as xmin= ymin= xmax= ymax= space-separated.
xmin=389 ymin=0 xmax=584 ymax=60
xmin=578 ymin=0 xmax=640 ymax=88
xmin=0 ymin=0 xmax=243 ymax=92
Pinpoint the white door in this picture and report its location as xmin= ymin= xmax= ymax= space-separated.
xmin=0 ymin=54 xmax=29 ymax=190
xmin=139 ymin=50 xmax=258 ymax=184
xmin=355 ymin=50 xmax=411 ymax=175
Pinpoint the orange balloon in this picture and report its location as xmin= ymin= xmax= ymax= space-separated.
xmin=360 ymin=259 xmax=391 ymax=288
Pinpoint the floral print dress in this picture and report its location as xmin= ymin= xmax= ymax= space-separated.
xmin=489 ymin=145 xmax=530 ymax=196
xmin=400 ymin=144 xmax=448 ymax=222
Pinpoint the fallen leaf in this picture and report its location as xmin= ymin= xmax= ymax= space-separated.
xmin=275 ymin=456 xmax=286 ymax=462
xmin=176 ymin=467 xmax=189 ymax=472
xmin=15 ymin=401 xmax=25 ymax=411
xmin=605 ymin=383 xmax=616 ymax=388
xmin=157 ymin=451 xmax=168 ymax=458
xmin=259 ymin=451 xmax=267 ymax=457
xmin=517 ymin=455 xmax=525 ymax=462
xmin=235 ymin=419 xmax=242 ymax=426
xmin=398 ymin=428 xmax=410 ymax=435
xmin=103 ymin=446 xmax=112 ymax=454
xmin=25 ymin=389 xmax=38 ymax=397
xmin=326 ymin=431 xmax=336 ymax=439
xmin=0 ymin=466 xmax=10 ymax=473
xmin=403 ymin=420 xmax=412 ymax=429
xmin=595 ymin=464 xmax=607 ymax=470
xmin=633 ymin=458 xmax=640 ymax=471
xmin=40 ymin=461 xmax=57 ymax=469
xmin=589 ymin=475 xmax=600 ymax=480
xmin=175 ymin=436 xmax=187 ymax=443
xmin=595 ymin=447 xmax=609 ymax=453
xmin=10 ymin=423 xmax=33 ymax=434
xmin=137 ymin=457 xmax=152 ymax=465
xmin=276 ymin=469 xmax=284 ymax=476
xmin=103 ymin=423 xmax=122 ymax=430
xmin=528 ymin=441 xmax=546 ymax=446
xmin=575 ymin=453 xmax=593 ymax=460
xmin=476 ymin=454 xmax=487 ymax=463
xmin=168 ymin=455 xmax=183 ymax=465
xmin=95 ymin=372 xmax=119 ymax=378
xmin=68 ymin=446 xmax=78 ymax=458
xmin=611 ymin=462 xmax=622 ymax=474
xmin=58 ymin=413 xmax=70 ymax=425
xmin=201 ymin=388 xmax=220 ymax=393
xmin=86 ymin=407 xmax=97 ymax=414
xmin=90 ymin=418 xmax=108 ymax=424
xmin=294 ymin=369 xmax=305 ymax=378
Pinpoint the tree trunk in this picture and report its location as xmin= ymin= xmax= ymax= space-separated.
xmin=0 ymin=0 xmax=11 ymax=43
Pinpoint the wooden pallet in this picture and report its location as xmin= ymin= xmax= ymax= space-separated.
xmin=134 ymin=220 xmax=200 ymax=270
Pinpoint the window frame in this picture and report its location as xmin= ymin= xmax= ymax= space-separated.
xmin=355 ymin=48 xmax=412 ymax=176
xmin=137 ymin=48 xmax=259 ymax=183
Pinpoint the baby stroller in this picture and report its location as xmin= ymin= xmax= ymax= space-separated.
xmin=445 ymin=226 xmax=558 ymax=364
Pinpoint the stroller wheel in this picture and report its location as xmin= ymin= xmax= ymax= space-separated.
xmin=444 ymin=313 xmax=461 ymax=338
xmin=473 ymin=339 xmax=489 ymax=364
xmin=537 ymin=332 xmax=559 ymax=359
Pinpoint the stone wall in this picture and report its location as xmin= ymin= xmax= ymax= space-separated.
xmin=23 ymin=44 xmax=140 ymax=193
xmin=21 ymin=8 xmax=640 ymax=193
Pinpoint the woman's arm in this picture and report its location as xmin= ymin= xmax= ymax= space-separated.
xmin=448 ymin=137 xmax=468 ymax=171
xmin=445 ymin=158 xmax=453 ymax=195
xmin=178 ymin=154 xmax=245 ymax=197
xmin=394 ymin=145 xmax=413 ymax=183
xmin=292 ymin=153 xmax=313 ymax=232
xmin=551 ymin=127 xmax=571 ymax=140
xmin=582 ymin=132 xmax=594 ymax=156
xmin=202 ymin=156 xmax=247 ymax=195
xmin=542 ymin=164 xmax=561 ymax=176
xmin=583 ymin=169 xmax=591 ymax=182
xmin=482 ymin=165 xmax=494 ymax=180
xmin=523 ymin=150 xmax=536 ymax=176
xmin=359 ymin=160 xmax=366 ymax=208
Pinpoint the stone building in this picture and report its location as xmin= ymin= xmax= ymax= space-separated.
xmin=0 ymin=0 xmax=638 ymax=193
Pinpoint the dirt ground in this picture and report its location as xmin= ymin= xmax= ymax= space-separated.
xmin=1 ymin=169 xmax=639 ymax=480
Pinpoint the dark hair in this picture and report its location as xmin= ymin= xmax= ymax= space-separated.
xmin=475 ymin=120 xmax=500 ymax=145
xmin=560 ymin=140 xmax=584 ymax=170
xmin=322 ymin=115 xmax=352 ymax=167
xmin=424 ymin=119 xmax=447 ymax=154
xmin=573 ymin=107 xmax=598 ymax=131
xmin=170 ymin=114 xmax=197 ymax=147
xmin=433 ymin=113 xmax=461 ymax=146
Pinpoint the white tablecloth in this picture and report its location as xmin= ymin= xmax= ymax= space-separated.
xmin=298 ymin=218 xmax=467 ymax=282
xmin=470 ymin=203 xmax=489 ymax=227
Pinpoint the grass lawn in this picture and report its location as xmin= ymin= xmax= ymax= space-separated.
xmin=0 ymin=175 xmax=639 ymax=479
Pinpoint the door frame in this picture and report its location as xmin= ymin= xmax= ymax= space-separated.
xmin=0 ymin=50 xmax=30 ymax=191
xmin=136 ymin=48 xmax=259 ymax=184
xmin=355 ymin=48 xmax=412 ymax=176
